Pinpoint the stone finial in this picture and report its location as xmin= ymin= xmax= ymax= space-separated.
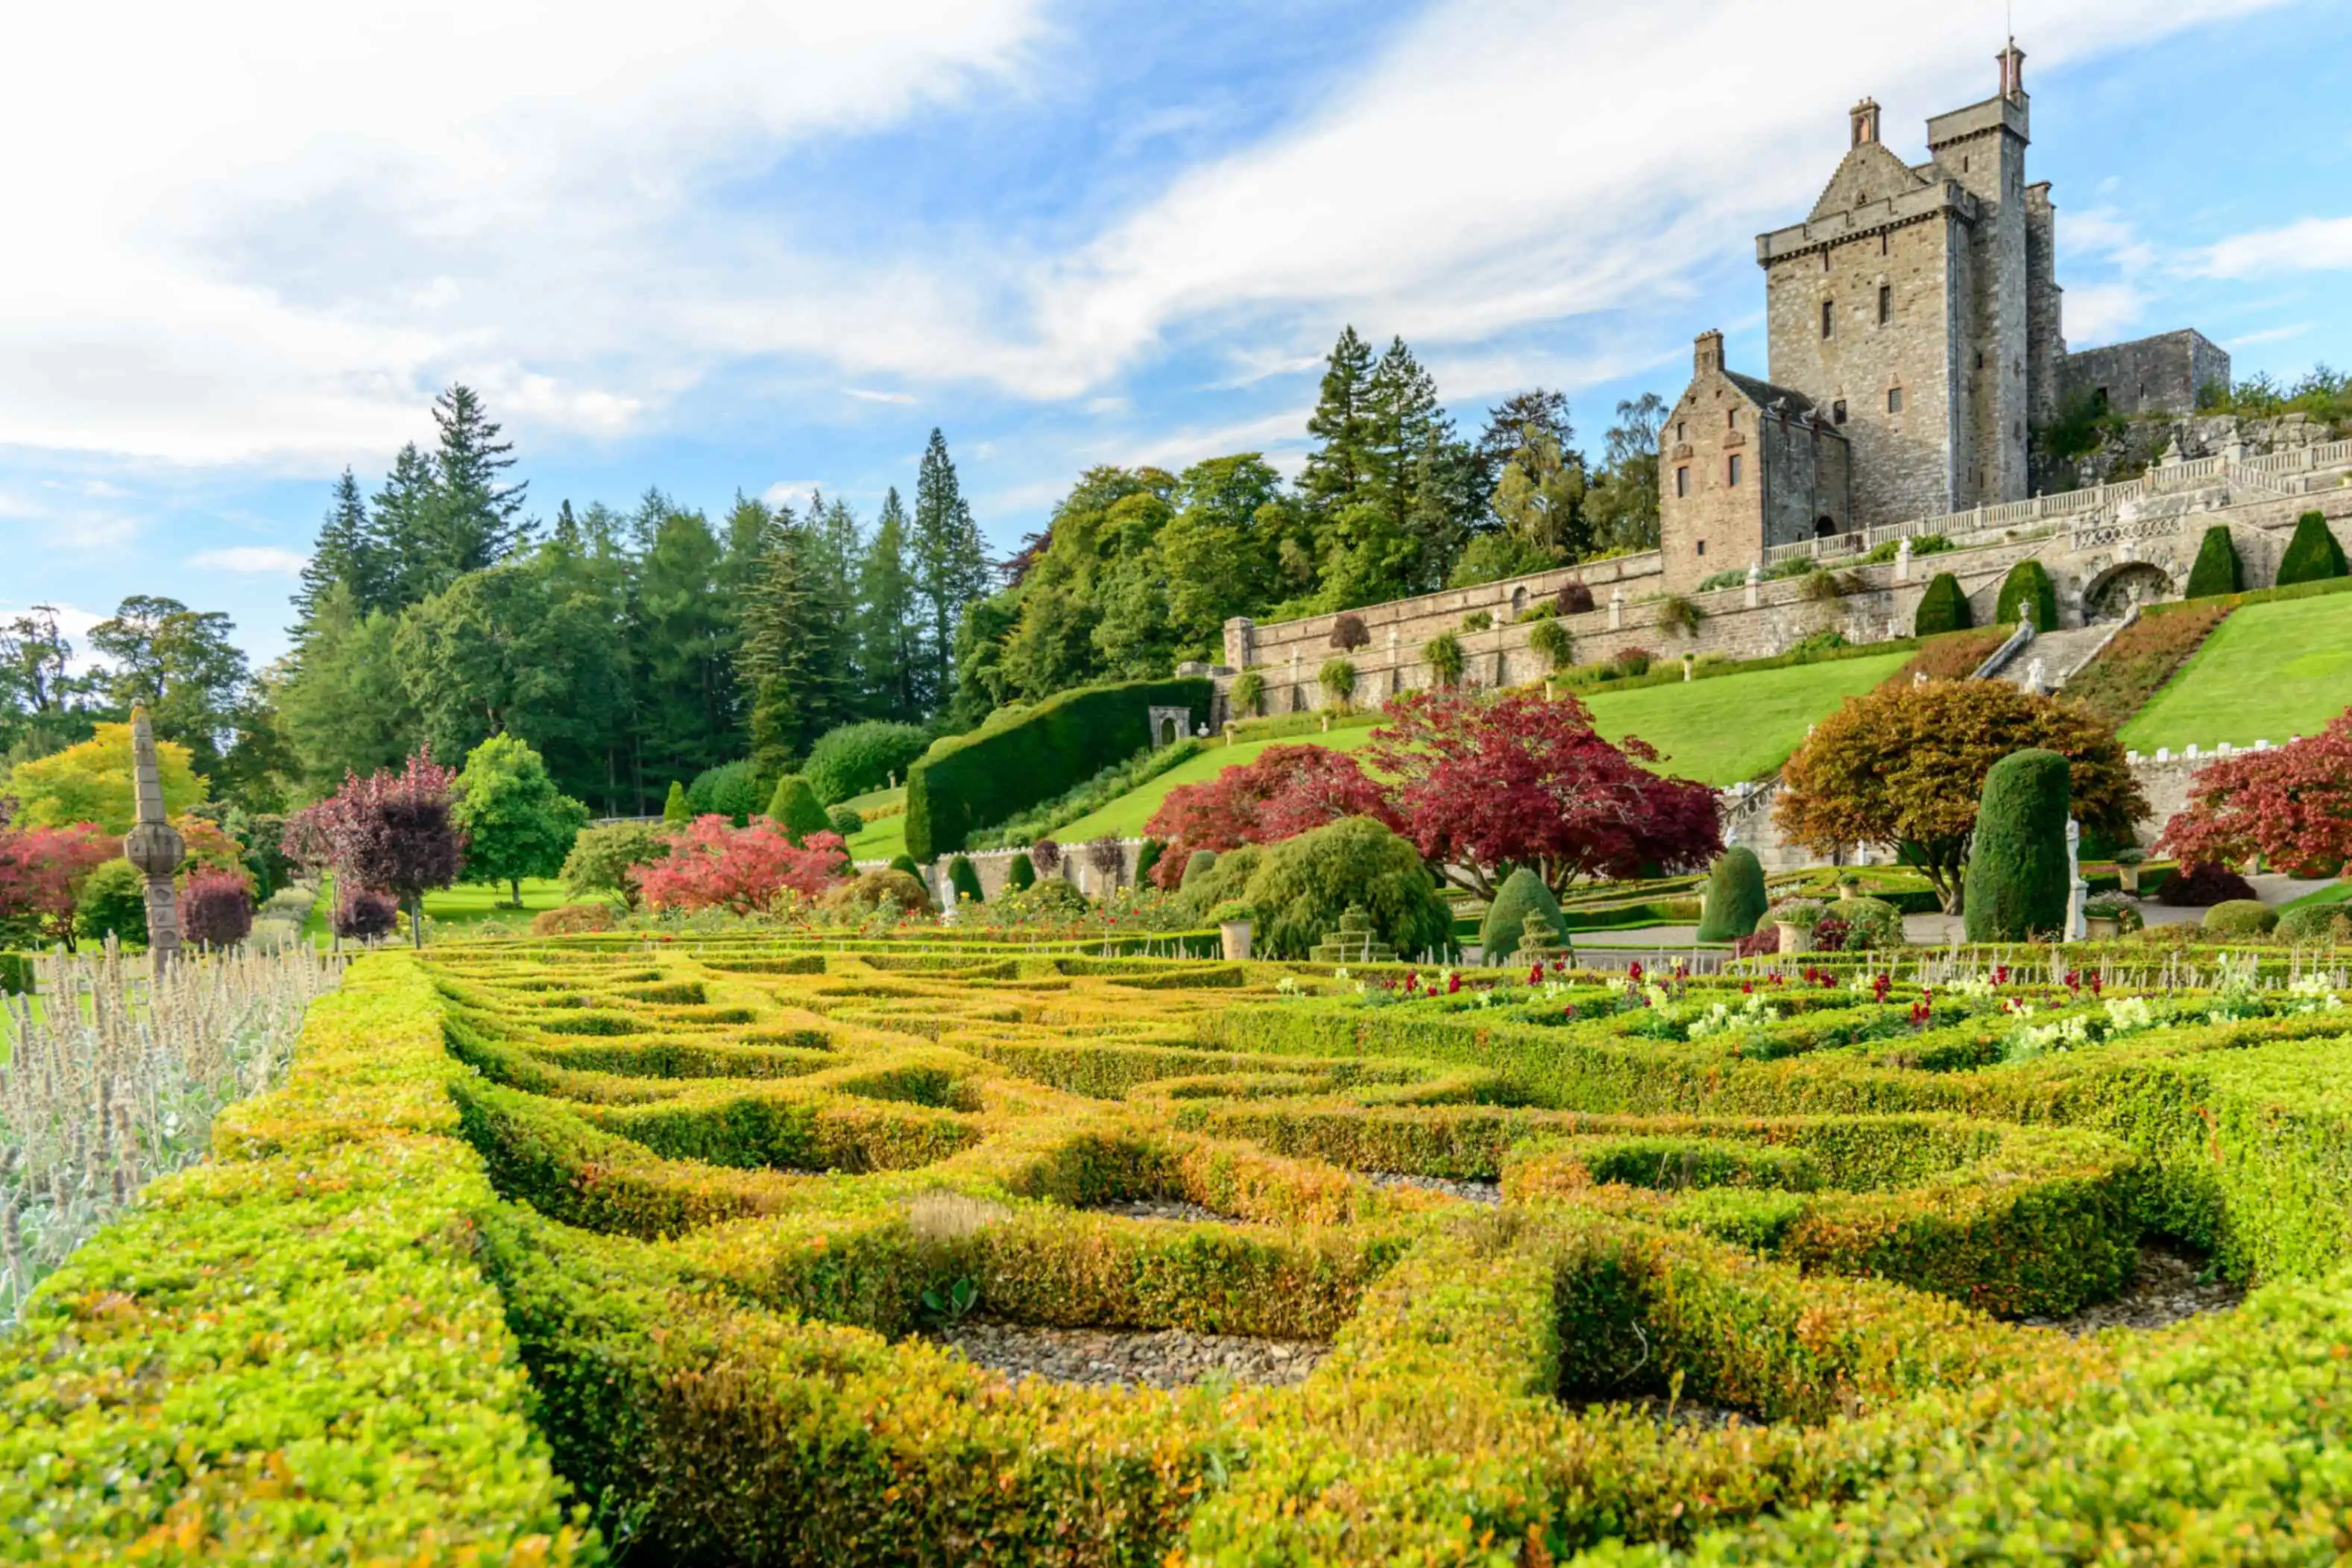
xmin=122 ymin=706 xmax=185 ymax=963
xmin=1850 ymin=97 xmax=1881 ymax=148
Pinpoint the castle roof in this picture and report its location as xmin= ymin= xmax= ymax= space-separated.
xmin=1724 ymin=370 xmax=1831 ymax=424
xmin=1807 ymin=139 xmax=1932 ymax=223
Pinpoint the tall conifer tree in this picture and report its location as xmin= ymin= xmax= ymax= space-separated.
xmin=296 ymin=469 xmax=383 ymax=631
xmin=912 ymin=429 xmax=989 ymax=710
xmin=738 ymin=505 xmax=848 ymax=776
xmin=1299 ymin=326 xmax=1375 ymax=516
xmin=859 ymin=487 xmax=921 ymax=721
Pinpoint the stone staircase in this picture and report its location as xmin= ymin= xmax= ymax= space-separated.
xmin=1983 ymin=622 xmax=2120 ymax=694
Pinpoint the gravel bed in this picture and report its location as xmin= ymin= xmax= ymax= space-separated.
xmin=1366 ymin=1172 xmax=1502 ymax=1205
xmin=1086 ymin=1198 xmax=1239 ymax=1224
xmin=2028 ymin=1239 xmax=2245 ymax=1335
xmin=928 ymin=1319 xmax=1328 ymax=1389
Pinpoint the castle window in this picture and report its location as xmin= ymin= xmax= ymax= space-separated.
xmin=1879 ymin=233 xmax=1888 ymax=256
xmin=1727 ymin=408 xmax=1737 ymax=430
xmin=1676 ymin=421 xmax=1686 ymax=442
xmin=1821 ymin=300 xmax=1834 ymax=339
xmin=1832 ymin=399 xmax=1847 ymax=425
xmin=1887 ymin=386 xmax=1904 ymax=414
xmin=1675 ymin=466 xmax=1689 ymax=498
xmin=1697 ymin=540 xmax=1706 ymax=557
xmin=1877 ymin=283 xmax=1892 ymax=324
xmin=1727 ymin=454 xmax=1743 ymax=487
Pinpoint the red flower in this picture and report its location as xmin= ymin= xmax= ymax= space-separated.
xmin=1446 ymin=972 xmax=1462 ymax=994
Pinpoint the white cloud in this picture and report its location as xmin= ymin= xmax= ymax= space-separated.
xmin=2225 ymin=322 xmax=2312 ymax=347
xmin=761 ymin=479 xmax=827 ymax=510
xmin=844 ymin=388 xmax=920 ymax=405
xmin=189 ymin=546 xmax=311 ymax=575
xmin=2191 ymin=215 xmax=2352 ymax=279
xmin=2064 ymin=282 xmax=2153 ymax=347
xmin=0 ymin=602 xmax=110 ymax=673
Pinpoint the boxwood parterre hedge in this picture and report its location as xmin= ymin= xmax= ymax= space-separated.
xmin=7 ymin=933 xmax=2352 ymax=1564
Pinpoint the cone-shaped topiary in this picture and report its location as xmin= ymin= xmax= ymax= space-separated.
xmin=1180 ymin=848 xmax=1217 ymax=891
xmin=1911 ymin=572 xmax=1973 ymax=636
xmin=889 ymin=854 xmax=921 ymax=879
xmin=2276 ymin=510 xmax=2348 ymax=587
xmin=2184 ymin=525 xmax=2242 ymax=598
xmin=1480 ymin=866 xmax=1564 ymax=964
xmin=1963 ymin=748 xmax=2072 ymax=941
xmin=766 ymin=774 xmax=831 ymax=844
xmin=1135 ymin=839 xmax=1164 ymax=885
xmin=1694 ymin=846 xmax=1768 ymax=941
xmin=1005 ymin=853 xmax=1037 ymax=891
xmin=662 ymin=780 xmax=690 ymax=824
xmin=1994 ymin=560 xmax=2058 ymax=632
xmin=947 ymin=854 xmax=985 ymax=905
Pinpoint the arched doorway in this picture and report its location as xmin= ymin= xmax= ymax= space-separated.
xmin=2084 ymin=561 xmax=2172 ymax=621
xmin=1159 ymin=716 xmax=1177 ymax=747
xmin=1815 ymin=516 xmax=1838 ymax=537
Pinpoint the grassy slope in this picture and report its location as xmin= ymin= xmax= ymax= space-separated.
xmin=1052 ymin=654 xmax=1909 ymax=842
xmin=2120 ymin=594 xmax=2352 ymax=750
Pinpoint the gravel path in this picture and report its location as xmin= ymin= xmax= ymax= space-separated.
xmin=1367 ymin=1172 xmax=1502 ymax=1204
xmin=2028 ymin=1240 xmax=2245 ymax=1335
xmin=1087 ymin=1198 xmax=1238 ymax=1223
xmin=929 ymin=1320 xmax=1328 ymax=1389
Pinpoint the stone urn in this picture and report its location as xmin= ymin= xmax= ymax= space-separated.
xmin=1220 ymin=920 xmax=1255 ymax=961
xmin=2086 ymin=915 xmax=2122 ymax=941
xmin=1776 ymin=921 xmax=1812 ymax=955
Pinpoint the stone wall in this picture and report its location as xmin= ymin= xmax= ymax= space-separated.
xmin=1927 ymin=92 xmax=2033 ymax=510
xmin=2061 ymin=329 xmax=2232 ymax=420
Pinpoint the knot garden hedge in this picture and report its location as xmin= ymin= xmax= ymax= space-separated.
xmin=7 ymin=935 xmax=2352 ymax=1564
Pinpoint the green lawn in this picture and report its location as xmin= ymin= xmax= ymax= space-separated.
xmin=1578 ymin=652 xmax=1912 ymax=784
xmin=2121 ymin=594 xmax=2352 ymax=751
xmin=2280 ymin=879 xmax=2352 ymax=914
xmin=1053 ymin=724 xmax=1387 ymax=841
xmin=847 ymin=812 xmax=909 ymax=862
xmin=303 ymin=874 xmax=568 ymax=939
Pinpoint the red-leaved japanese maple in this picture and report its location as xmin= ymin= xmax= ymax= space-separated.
xmin=1146 ymin=744 xmax=1399 ymax=887
xmin=283 ymin=749 xmax=467 ymax=946
xmin=1367 ymin=689 xmax=1720 ymax=897
xmin=0 ymin=822 xmax=112 ymax=948
xmin=2160 ymin=709 xmax=2352 ymax=875
xmin=633 ymin=815 xmax=850 ymax=914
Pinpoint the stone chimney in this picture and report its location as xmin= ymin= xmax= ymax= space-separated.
xmin=1999 ymin=39 xmax=2026 ymax=103
xmin=1694 ymin=329 xmax=1725 ymax=375
xmin=1850 ymin=97 xmax=1881 ymax=148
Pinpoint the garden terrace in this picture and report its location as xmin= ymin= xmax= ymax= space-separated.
xmin=6 ymin=935 xmax=2352 ymax=1564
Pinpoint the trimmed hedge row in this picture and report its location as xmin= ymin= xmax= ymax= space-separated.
xmin=904 ymin=677 xmax=1209 ymax=859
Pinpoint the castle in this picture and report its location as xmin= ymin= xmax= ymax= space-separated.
xmin=1655 ymin=42 xmax=2229 ymax=593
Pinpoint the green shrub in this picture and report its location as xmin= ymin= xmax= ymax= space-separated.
xmin=1527 ymin=618 xmax=1574 ymax=672
xmin=2203 ymin=899 xmax=2278 ymax=937
xmin=905 ymin=677 xmax=1209 ymax=859
xmin=662 ymin=780 xmax=689 ymax=823
xmin=687 ymin=760 xmax=765 ymax=823
xmin=1318 ymin=658 xmax=1358 ymax=709
xmin=1993 ymin=559 xmax=2058 ymax=632
xmin=1422 ymin=633 xmax=1466 ymax=688
xmin=1838 ymin=896 xmax=1907 ymax=951
xmin=1135 ymin=839 xmax=1164 ymax=885
xmin=889 ymin=853 xmax=922 ymax=879
xmin=2185 ymin=525 xmax=2243 ymax=598
xmin=828 ymin=806 xmax=865 ymax=838
xmin=1694 ymin=847 xmax=1768 ymax=941
xmin=561 ymin=821 xmax=669 ymax=909
xmin=1911 ymin=572 xmax=1973 ymax=636
xmin=819 ymin=868 xmax=939 ymax=920
xmin=1963 ymin=749 xmax=2072 ymax=941
xmin=1240 ymin=818 xmax=1454 ymax=961
xmin=1480 ymin=867 xmax=1564 ymax=963
xmin=805 ymin=720 xmax=930 ymax=805
xmin=2277 ymin=902 xmax=2352 ymax=943
xmin=1230 ymin=670 xmax=1266 ymax=718
xmin=0 ymin=951 xmax=31 ymax=995
xmin=1005 ymin=853 xmax=1037 ymax=891
xmin=75 ymin=859 xmax=148 ymax=946
xmin=2275 ymin=510 xmax=2348 ymax=587
xmin=766 ymin=774 xmax=832 ymax=844
xmin=1179 ymin=849 xmax=1217 ymax=891
xmin=948 ymin=855 xmax=985 ymax=905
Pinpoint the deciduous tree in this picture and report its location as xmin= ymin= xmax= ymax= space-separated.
xmin=2160 ymin=709 xmax=2352 ymax=875
xmin=1145 ymin=745 xmax=1399 ymax=886
xmin=283 ymin=750 xmax=467 ymax=946
xmin=451 ymin=735 xmax=590 ymax=906
xmin=0 ymin=823 xmax=112 ymax=948
xmin=1776 ymin=681 xmax=2144 ymax=914
xmin=634 ymin=817 xmax=848 ymax=914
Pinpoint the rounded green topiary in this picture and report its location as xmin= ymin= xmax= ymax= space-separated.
xmin=2277 ymin=903 xmax=2351 ymax=943
xmin=804 ymin=720 xmax=930 ymax=806
xmin=2184 ymin=525 xmax=2242 ymax=598
xmin=1694 ymin=847 xmax=1768 ymax=942
xmin=1963 ymin=748 xmax=2072 ymax=941
xmin=1993 ymin=560 xmax=2059 ymax=633
xmin=2275 ymin=510 xmax=2348 ymax=587
xmin=1005 ymin=853 xmax=1037 ymax=891
xmin=827 ymin=806 xmax=865 ymax=838
xmin=1481 ymin=867 xmax=1565 ymax=963
xmin=661 ymin=780 xmax=690 ymax=824
xmin=1179 ymin=848 xmax=1218 ymax=891
xmin=947 ymin=854 xmax=985 ymax=905
xmin=1839 ymin=896 xmax=1907 ymax=952
xmin=1240 ymin=819 xmax=1453 ymax=961
xmin=1134 ymin=838 xmax=1164 ymax=886
xmin=1911 ymin=572 xmax=1973 ymax=636
xmin=889 ymin=854 xmax=921 ymax=879
xmin=2203 ymin=899 xmax=2278 ymax=938
xmin=688 ymin=760 xmax=765 ymax=823
xmin=766 ymin=774 xmax=832 ymax=845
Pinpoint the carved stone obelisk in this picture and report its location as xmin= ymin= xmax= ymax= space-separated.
xmin=122 ymin=706 xmax=185 ymax=964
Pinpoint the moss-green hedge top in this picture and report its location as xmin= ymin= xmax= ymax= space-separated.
xmin=904 ymin=677 xmax=1208 ymax=859
xmin=1994 ymin=557 xmax=2059 ymax=632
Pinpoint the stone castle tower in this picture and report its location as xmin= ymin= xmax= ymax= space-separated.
xmin=1655 ymin=41 xmax=2225 ymax=594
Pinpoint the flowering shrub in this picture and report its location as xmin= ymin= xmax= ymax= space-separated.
xmin=1147 ymin=745 xmax=1396 ymax=887
xmin=632 ymin=815 xmax=848 ymax=914
xmin=0 ymin=822 xmax=111 ymax=948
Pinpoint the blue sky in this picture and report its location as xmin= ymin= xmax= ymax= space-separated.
xmin=7 ymin=0 xmax=2352 ymax=670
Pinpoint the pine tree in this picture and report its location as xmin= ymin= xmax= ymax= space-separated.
xmin=860 ymin=487 xmax=921 ymax=721
xmin=423 ymin=384 xmax=530 ymax=583
xmin=371 ymin=443 xmax=442 ymax=608
xmin=1299 ymin=326 xmax=1375 ymax=517
xmin=295 ymin=469 xmax=381 ymax=633
xmin=912 ymin=430 xmax=989 ymax=712
xmin=738 ymin=508 xmax=848 ymax=777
